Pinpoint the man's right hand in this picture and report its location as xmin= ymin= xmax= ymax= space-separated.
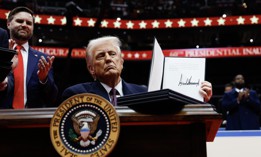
xmin=9 ymin=39 xmax=19 ymax=70
xmin=11 ymin=55 xmax=18 ymax=70
xmin=0 ymin=77 xmax=8 ymax=91
xmin=237 ymin=91 xmax=245 ymax=102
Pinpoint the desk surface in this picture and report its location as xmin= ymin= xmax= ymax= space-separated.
xmin=0 ymin=104 xmax=222 ymax=141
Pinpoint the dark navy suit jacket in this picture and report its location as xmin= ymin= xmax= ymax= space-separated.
xmin=222 ymin=88 xmax=261 ymax=130
xmin=0 ymin=28 xmax=9 ymax=48
xmin=0 ymin=47 xmax=58 ymax=108
xmin=61 ymin=80 xmax=148 ymax=102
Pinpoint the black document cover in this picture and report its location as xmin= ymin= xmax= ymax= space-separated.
xmin=0 ymin=47 xmax=17 ymax=82
xmin=117 ymin=89 xmax=206 ymax=114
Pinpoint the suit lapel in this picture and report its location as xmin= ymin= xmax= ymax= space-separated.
xmin=122 ymin=80 xmax=132 ymax=95
xmin=26 ymin=47 xmax=39 ymax=85
xmin=90 ymin=81 xmax=110 ymax=101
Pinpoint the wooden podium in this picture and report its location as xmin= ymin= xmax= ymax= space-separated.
xmin=0 ymin=104 xmax=222 ymax=157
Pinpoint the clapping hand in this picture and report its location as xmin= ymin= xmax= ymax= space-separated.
xmin=0 ymin=77 xmax=8 ymax=91
xmin=37 ymin=56 xmax=55 ymax=83
xmin=9 ymin=39 xmax=18 ymax=70
xmin=238 ymin=88 xmax=250 ymax=101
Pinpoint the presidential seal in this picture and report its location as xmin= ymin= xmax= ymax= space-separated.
xmin=50 ymin=93 xmax=120 ymax=157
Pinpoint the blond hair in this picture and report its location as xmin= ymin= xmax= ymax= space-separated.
xmin=86 ymin=36 xmax=122 ymax=67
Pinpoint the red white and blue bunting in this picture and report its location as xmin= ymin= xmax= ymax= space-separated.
xmin=1 ymin=9 xmax=261 ymax=29
xmin=2 ymin=9 xmax=261 ymax=60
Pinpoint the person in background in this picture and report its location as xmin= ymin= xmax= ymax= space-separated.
xmin=0 ymin=27 xmax=9 ymax=48
xmin=217 ymin=82 xmax=234 ymax=127
xmin=222 ymin=74 xmax=261 ymax=130
xmin=0 ymin=6 xmax=58 ymax=108
xmin=224 ymin=83 xmax=234 ymax=93
xmin=61 ymin=36 xmax=213 ymax=105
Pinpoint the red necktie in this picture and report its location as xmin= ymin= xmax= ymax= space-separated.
xmin=12 ymin=45 xmax=24 ymax=109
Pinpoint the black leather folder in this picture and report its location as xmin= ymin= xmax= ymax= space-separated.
xmin=117 ymin=89 xmax=205 ymax=114
xmin=0 ymin=47 xmax=17 ymax=82
xmin=0 ymin=47 xmax=17 ymax=61
xmin=0 ymin=66 xmax=12 ymax=82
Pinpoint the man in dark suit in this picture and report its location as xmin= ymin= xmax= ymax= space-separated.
xmin=0 ymin=6 xmax=58 ymax=108
xmin=0 ymin=27 xmax=9 ymax=48
xmin=62 ymin=36 xmax=213 ymax=105
xmin=222 ymin=74 xmax=261 ymax=130
xmin=62 ymin=36 xmax=148 ymax=103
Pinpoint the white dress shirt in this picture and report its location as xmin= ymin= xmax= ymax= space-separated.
xmin=100 ymin=80 xmax=123 ymax=101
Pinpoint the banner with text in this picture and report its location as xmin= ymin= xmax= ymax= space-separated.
xmin=32 ymin=46 xmax=261 ymax=60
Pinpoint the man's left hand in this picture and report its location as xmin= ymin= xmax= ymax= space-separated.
xmin=37 ymin=56 xmax=55 ymax=83
xmin=199 ymin=81 xmax=213 ymax=102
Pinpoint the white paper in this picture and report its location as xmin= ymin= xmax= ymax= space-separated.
xmin=162 ymin=57 xmax=206 ymax=101
xmin=148 ymin=38 xmax=165 ymax=91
